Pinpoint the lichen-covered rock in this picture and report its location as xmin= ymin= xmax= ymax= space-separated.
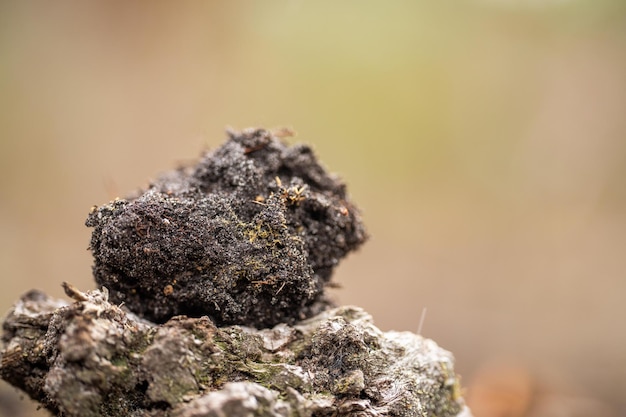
xmin=0 ymin=288 xmax=469 ymax=417
xmin=86 ymin=128 xmax=367 ymax=327
xmin=175 ymin=382 xmax=291 ymax=417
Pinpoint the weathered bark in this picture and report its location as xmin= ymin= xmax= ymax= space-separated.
xmin=1 ymin=287 xmax=470 ymax=417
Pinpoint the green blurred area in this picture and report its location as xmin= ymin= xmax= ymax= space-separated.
xmin=1 ymin=2 xmax=625 ymax=416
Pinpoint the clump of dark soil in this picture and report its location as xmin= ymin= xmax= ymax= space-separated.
xmin=86 ymin=128 xmax=367 ymax=327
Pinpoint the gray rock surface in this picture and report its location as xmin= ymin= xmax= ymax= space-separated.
xmin=1 ymin=287 xmax=470 ymax=417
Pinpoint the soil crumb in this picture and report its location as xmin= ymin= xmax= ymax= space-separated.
xmin=86 ymin=128 xmax=367 ymax=327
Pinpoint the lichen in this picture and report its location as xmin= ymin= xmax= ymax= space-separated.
xmin=1 ymin=290 xmax=467 ymax=417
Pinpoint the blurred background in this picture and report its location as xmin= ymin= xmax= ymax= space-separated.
xmin=1 ymin=1 xmax=625 ymax=416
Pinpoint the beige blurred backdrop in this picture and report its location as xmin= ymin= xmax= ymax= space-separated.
xmin=1 ymin=2 xmax=625 ymax=416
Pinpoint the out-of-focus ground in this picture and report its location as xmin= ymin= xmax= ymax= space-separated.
xmin=1 ymin=2 xmax=625 ymax=416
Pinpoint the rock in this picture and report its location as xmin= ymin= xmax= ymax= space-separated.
xmin=0 ymin=288 xmax=469 ymax=417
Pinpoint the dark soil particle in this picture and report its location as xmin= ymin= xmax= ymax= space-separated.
xmin=86 ymin=128 xmax=367 ymax=328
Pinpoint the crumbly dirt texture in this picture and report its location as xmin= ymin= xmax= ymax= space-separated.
xmin=86 ymin=128 xmax=367 ymax=327
xmin=0 ymin=288 xmax=469 ymax=417
xmin=0 ymin=128 xmax=473 ymax=416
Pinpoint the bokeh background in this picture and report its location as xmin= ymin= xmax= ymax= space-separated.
xmin=1 ymin=2 xmax=625 ymax=416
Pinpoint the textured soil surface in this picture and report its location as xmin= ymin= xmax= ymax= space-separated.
xmin=86 ymin=128 xmax=367 ymax=327
xmin=0 ymin=128 xmax=471 ymax=416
